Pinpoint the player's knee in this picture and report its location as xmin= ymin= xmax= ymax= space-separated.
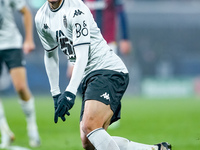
xmin=14 ymin=82 xmax=26 ymax=92
xmin=82 ymin=116 xmax=103 ymax=135
xmin=81 ymin=120 xmax=94 ymax=135
xmin=82 ymin=143 xmax=94 ymax=150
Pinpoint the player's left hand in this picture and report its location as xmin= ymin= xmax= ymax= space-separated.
xmin=54 ymin=91 xmax=76 ymax=123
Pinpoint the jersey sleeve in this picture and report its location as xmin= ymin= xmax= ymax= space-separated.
xmin=35 ymin=13 xmax=58 ymax=51
xmin=69 ymin=7 xmax=91 ymax=47
xmin=10 ymin=0 xmax=26 ymax=11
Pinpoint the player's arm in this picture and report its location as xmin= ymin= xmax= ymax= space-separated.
xmin=35 ymin=9 xmax=62 ymax=120
xmin=54 ymin=44 xmax=89 ymax=123
xmin=35 ymin=11 xmax=60 ymax=96
xmin=116 ymin=1 xmax=131 ymax=55
xmin=66 ymin=45 xmax=89 ymax=95
xmin=35 ymin=12 xmax=60 ymax=96
xmin=44 ymin=48 xmax=61 ymax=96
xmin=44 ymin=47 xmax=63 ymax=119
xmin=66 ymin=8 xmax=90 ymax=95
xmin=20 ymin=6 xmax=35 ymax=54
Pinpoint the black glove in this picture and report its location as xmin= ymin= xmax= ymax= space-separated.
xmin=53 ymin=93 xmax=61 ymax=111
xmin=54 ymin=91 xmax=76 ymax=123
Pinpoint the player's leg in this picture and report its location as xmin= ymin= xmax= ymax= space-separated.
xmin=10 ymin=67 xmax=31 ymax=100
xmin=80 ymin=70 xmax=127 ymax=150
xmin=5 ymin=49 xmax=40 ymax=147
xmin=80 ymin=100 xmax=120 ymax=150
xmin=79 ymin=100 xmax=170 ymax=150
xmin=79 ymin=70 xmax=171 ymax=150
xmin=0 ymin=100 xmax=15 ymax=148
xmin=80 ymin=101 xmax=166 ymax=150
xmin=10 ymin=67 xmax=40 ymax=147
xmin=111 ymin=136 xmax=172 ymax=150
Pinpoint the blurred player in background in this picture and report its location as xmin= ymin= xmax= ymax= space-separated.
xmin=35 ymin=0 xmax=171 ymax=150
xmin=0 ymin=0 xmax=40 ymax=148
xmin=84 ymin=0 xmax=131 ymax=54
xmin=0 ymin=64 xmax=11 ymax=91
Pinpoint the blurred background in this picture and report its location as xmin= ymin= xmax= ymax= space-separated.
xmin=1 ymin=1 xmax=200 ymax=149
xmin=1 ymin=0 xmax=200 ymax=99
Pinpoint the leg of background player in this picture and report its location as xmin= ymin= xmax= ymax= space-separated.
xmin=0 ymin=100 xmax=15 ymax=148
xmin=10 ymin=67 xmax=40 ymax=147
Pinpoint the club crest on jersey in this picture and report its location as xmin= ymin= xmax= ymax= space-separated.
xmin=63 ymin=15 xmax=67 ymax=28
xmin=43 ymin=23 xmax=49 ymax=29
xmin=73 ymin=9 xmax=84 ymax=18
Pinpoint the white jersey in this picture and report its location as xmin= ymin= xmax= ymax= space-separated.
xmin=35 ymin=0 xmax=128 ymax=78
xmin=0 ymin=0 xmax=26 ymax=50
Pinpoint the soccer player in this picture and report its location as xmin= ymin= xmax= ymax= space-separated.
xmin=0 ymin=0 xmax=40 ymax=148
xmin=35 ymin=0 xmax=172 ymax=150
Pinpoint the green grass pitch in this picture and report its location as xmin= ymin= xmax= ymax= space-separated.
xmin=1 ymin=95 xmax=200 ymax=150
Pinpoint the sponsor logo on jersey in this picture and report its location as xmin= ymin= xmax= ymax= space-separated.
xmin=63 ymin=15 xmax=67 ymax=28
xmin=73 ymin=9 xmax=84 ymax=18
xmin=100 ymin=92 xmax=110 ymax=101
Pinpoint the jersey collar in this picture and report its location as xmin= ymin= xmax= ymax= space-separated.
xmin=48 ymin=0 xmax=65 ymax=12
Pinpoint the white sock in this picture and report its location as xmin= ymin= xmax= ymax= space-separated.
xmin=87 ymin=128 xmax=120 ymax=150
xmin=19 ymin=97 xmax=37 ymax=130
xmin=0 ymin=100 xmax=12 ymax=136
xmin=112 ymin=136 xmax=129 ymax=149
xmin=0 ymin=99 xmax=5 ymax=120
xmin=112 ymin=136 xmax=158 ymax=150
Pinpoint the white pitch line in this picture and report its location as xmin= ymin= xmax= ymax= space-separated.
xmin=7 ymin=146 xmax=31 ymax=150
